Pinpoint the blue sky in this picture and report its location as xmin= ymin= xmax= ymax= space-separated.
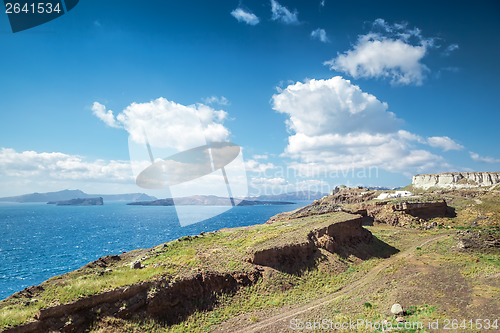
xmin=0 ymin=0 xmax=499 ymax=197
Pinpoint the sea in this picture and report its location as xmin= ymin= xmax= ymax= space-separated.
xmin=0 ymin=201 xmax=311 ymax=300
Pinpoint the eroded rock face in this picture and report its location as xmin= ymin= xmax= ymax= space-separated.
xmin=413 ymin=172 xmax=500 ymax=189
xmin=250 ymin=216 xmax=373 ymax=271
xmin=4 ymin=270 xmax=262 ymax=333
xmin=391 ymin=200 xmax=450 ymax=219
xmin=268 ymin=188 xmax=454 ymax=228
xmin=147 ymin=271 xmax=261 ymax=324
xmin=360 ymin=200 xmax=455 ymax=227
xmin=250 ymin=241 xmax=316 ymax=272
xmin=455 ymin=229 xmax=500 ymax=252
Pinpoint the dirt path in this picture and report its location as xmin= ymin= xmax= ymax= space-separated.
xmin=236 ymin=233 xmax=450 ymax=333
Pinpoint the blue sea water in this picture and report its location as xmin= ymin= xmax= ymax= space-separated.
xmin=0 ymin=201 xmax=310 ymax=300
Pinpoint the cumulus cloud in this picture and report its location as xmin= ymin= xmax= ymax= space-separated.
xmin=245 ymin=159 xmax=276 ymax=173
xmin=324 ymin=19 xmax=435 ymax=85
xmin=469 ymin=152 xmax=500 ymax=164
xmin=251 ymin=177 xmax=288 ymax=187
xmin=202 ymin=96 xmax=229 ymax=106
xmin=0 ymin=148 xmax=132 ymax=183
xmin=427 ymin=136 xmax=464 ymax=151
xmin=272 ymin=77 xmax=450 ymax=176
xmin=311 ymin=28 xmax=329 ymax=43
xmin=249 ymin=177 xmax=288 ymax=195
xmin=398 ymin=130 xmax=424 ymax=143
xmin=272 ymin=76 xmax=401 ymax=137
xmin=92 ymin=102 xmax=120 ymax=128
xmin=92 ymin=98 xmax=230 ymax=152
xmin=270 ymin=0 xmax=299 ymax=25
xmin=231 ymin=8 xmax=259 ymax=25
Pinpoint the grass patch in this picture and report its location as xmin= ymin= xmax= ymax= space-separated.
xmin=41 ymin=266 xmax=166 ymax=305
xmin=0 ymin=303 xmax=43 ymax=329
xmin=414 ymin=235 xmax=500 ymax=280
xmin=160 ymin=254 xmax=385 ymax=332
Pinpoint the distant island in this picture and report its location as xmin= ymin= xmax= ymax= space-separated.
xmin=128 ymin=195 xmax=295 ymax=206
xmin=47 ymin=197 xmax=104 ymax=206
xmin=0 ymin=189 xmax=328 ymax=204
xmin=0 ymin=189 xmax=156 ymax=203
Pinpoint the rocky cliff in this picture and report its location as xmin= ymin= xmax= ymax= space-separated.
xmin=412 ymin=172 xmax=500 ymax=189
xmin=267 ymin=187 xmax=455 ymax=228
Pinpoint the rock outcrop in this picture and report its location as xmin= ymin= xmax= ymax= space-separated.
xmin=251 ymin=215 xmax=373 ymax=271
xmin=360 ymin=199 xmax=455 ymax=227
xmin=268 ymin=187 xmax=455 ymax=228
xmin=267 ymin=187 xmax=377 ymax=223
xmin=412 ymin=172 xmax=500 ymax=189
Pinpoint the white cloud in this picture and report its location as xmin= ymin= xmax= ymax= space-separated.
xmin=397 ymin=130 xmax=424 ymax=143
xmin=245 ymin=159 xmax=276 ymax=173
xmin=251 ymin=177 xmax=288 ymax=186
xmin=272 ymin=77 xmax=401 ymax=137
xmin=324 ymin=19 xmax=435 ymax=85
xmin=249 ymin=177 xmax=288 ymax=195
xmin=92 ymin=98 xmax=230 ymax=151
xmin=272 ymin=77 xmax=450 ymax=176
xmin=311 ymin=28 xmax=329 ymax=43
xmin=293 ymin=179 xmax=330 ymax=191
xmin=252 ymin=154 xmax=268 ymax=160
xmin=270 ymin=0 xmax=299 ymax=25
xmin=469 ymin=151 xmax=500 ymax=164
xmin=443 ymin=44 xmax=459 ymax=56
xmin=202 ymin=96 xmax=229 ymax=106
xmin=231 ymin=8 xmax=259 ymax=25
xmin=0 ymin=148 xmax=132 ymax=183
xmin=92 ymin=102 xmax=120 ymax=128
xmin=427 ymin=136 xmax=464 ymax=151
xmin=249 ymin=177 xmax=330 ymax=196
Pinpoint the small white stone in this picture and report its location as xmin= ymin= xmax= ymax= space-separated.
xmin=391 ymin=303 xmax=403 ymax=315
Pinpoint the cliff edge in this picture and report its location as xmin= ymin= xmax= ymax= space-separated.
xmin=412 ymin=172 xmax=500 ymax=189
